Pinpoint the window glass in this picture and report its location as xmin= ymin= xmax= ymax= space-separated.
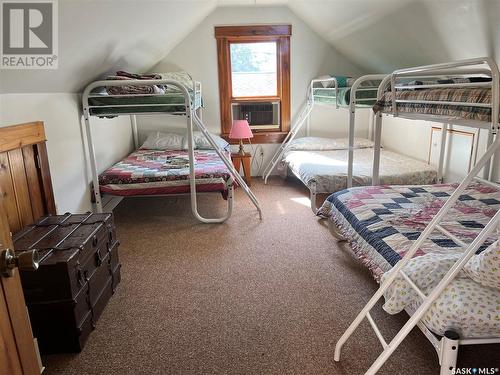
xmin=230 ymin=42 xmax=277 ymax=97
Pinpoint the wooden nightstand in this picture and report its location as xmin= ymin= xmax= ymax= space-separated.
xmin=231 ymin=152 xmax=252 ymax=186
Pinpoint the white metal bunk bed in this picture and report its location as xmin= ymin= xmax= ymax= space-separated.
xmin=82 ymin=77 xmax=262 ymax=223
xmin=262 ymin=74 xmax=440 ymax=213
xmin=333 ymin=57 xmax=500 ymax=374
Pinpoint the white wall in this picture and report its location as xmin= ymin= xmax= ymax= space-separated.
xmin=0 ymin=94 xmax=133 ymax=213
xmin=380 ymin=116 xmax=500 ymax=182
xmin=143 ymin=5 xmax=367 ymax=175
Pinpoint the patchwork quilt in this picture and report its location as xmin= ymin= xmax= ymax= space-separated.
xmin=99 ymin=149 xmax=233 ymax=197
xmin=373 ymin=87 xmax=497 ymax=122
xmin=317 ymin=182 xmax=499 ymax=280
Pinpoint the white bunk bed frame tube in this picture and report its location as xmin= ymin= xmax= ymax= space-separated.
xmin=262 ymin=75 xmax=387 ymax=212
xmin=373 ymin=58 xmax=498 ymax=185
xmin=82 ymin=78 xmax=262 ymax=223
xmin=336 ymin=57 xmax=500 ymax=375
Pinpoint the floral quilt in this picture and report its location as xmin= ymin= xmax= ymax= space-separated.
xmin=382 ymin=251 xmax=500 ymax=338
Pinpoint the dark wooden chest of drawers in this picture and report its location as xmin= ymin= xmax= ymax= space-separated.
xmin=13 ymin=212 xmax=121 ymax=354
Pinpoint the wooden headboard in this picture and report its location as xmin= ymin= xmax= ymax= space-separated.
xmin=0 ymin=122 xmax=56 ymax=233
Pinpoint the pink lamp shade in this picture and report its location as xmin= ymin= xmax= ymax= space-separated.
xmin=229 ymin=120 xmax=253 ymax=140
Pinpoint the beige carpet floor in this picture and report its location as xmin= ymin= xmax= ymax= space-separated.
xmin=42 ymin=178 xmax=498 ymax=375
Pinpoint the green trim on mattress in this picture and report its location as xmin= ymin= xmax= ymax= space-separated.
xmin=88 ymin=93 xmax=202 ymax=116
xmin=313 ymin=87 xmax=378 ymax=107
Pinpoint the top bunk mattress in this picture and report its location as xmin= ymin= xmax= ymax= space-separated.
xmin=87 ymin=71 xmax=201 ymax=117
xmin=99 ymin=149 xmax=232 ymax=197
xmin=88 ymin=92 xmax=200 ymax=116
xmin=283 ymin=147 xmax=437 ymax=193
xmin=373 ymin=87 xmax=497 ymax=122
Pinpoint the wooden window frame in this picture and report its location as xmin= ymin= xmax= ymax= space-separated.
xmin=215 ymin=25 xmax=291 ymax=144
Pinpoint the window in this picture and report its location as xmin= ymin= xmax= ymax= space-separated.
xmin=230 ymin=42 xmax=277 ymax=97
xmin=215 ymin=25 xmax=291 ymax=144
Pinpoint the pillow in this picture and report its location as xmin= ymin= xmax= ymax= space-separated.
xmin=316 ymin=75 xmax=334 ymax=88
xmin=315 ymin=75 xmax=353 ymax=89
xmin=183 ymin=131 xmax=230 ymax=151
xmin=159 ymin=71 xmax=194 ymax=91
xmin=285 ymin=137 xmax=374 ymax=151
xmin=463 ymin=240 xmax=499 ymax=290
xmin=140 ymin=132 xmax=184 ymax=150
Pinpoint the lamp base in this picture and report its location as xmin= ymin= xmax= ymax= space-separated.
xmin=238 ymin=139 xmax=246 ymax=155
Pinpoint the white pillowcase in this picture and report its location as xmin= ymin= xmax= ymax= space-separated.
xmin=183 ymin=131 xmax=230 ymax=151
xmin=285 ymin=137 xmax=374 ymax=152
xmin=463 ymin=240 xmax=500 ymax=290
xmin=141 ymin=132 xmax=184 ymax=150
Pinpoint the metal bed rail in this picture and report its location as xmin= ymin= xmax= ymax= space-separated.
xmin=373 ymin=57 xmax=499 ymax=184
xmin=336 ymin=57 xmax=500 ymax=375
xmin=262 ymin=75 xmax=387 ymax=212
xmin=82 ymin=78 xmax=262 ymax=223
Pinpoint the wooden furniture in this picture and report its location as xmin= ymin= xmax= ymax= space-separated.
xmin=14 ymin=212 xmax=121 ymax=353
xmin=0 ymin=122 xmax=56 ymax=234
xmin=0 ymin=198 xmax=43 ymax=375
xmin=215 ymin=25 xmax=292 ymax=144
xmin=0 ymin=121 xmax=57 ymax=374
xmin=231 ymin=152 xmax=252 ymax=186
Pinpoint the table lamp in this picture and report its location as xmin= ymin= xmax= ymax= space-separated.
xmin=229 ymin=120 xmax=253 ymax=155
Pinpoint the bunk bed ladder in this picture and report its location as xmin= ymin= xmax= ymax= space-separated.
xmin=192 ymin=112 xmax=262 ymax=219
xmin=262 ymin=98 xmax=314 ymax=184
xmin=334 ymin=133 xmax=500 ymax=375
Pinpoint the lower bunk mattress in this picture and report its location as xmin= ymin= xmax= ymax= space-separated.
xmin=99 ymin=149 xmax=233 ymax=197
xmin=284 ymin=148 xmax=437 ymax=193
xmin=318 ymin=182 xmax=500 ymax=338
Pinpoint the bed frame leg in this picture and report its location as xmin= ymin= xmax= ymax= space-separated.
xmin=440 ymin=331 xmax=459 ymax=375
xmin=83 ymin=109 xmax=103 ymax=213
xmin=310 ymin=181 xmax=319 ymax=214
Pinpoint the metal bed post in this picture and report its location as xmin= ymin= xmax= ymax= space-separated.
xmin=372 ymin=112 xmax=383 ymax=186
xmin=262 ymin=77 xmax=337 ymax=183
xmin=82 ymin=107 xmax=104 ymax=213
xmin=348 ymin=75 xmax=387 ymax=188
xmin=309 ymin=181 xmax=318 ymax=214
xmin=372 ymin=74 xmax=392 ymax=186
xmin=335 ymin=57 xmax=500 ymax=374
xmin=484 ymin=129 xmax=495 ymax=180
xmin=130 ymin=115 xmax=139 ymax=149
xmin=184 ymin=95 xmax=235 ymax=223
xmin=191 ymin=112 xmax=261 ymax=219
xmin=437 ymin=123 xmax=448 ymax=183
xmin=261 ymin=97 xmax=314 ymax=184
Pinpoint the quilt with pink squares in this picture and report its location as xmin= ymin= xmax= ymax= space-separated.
xmin=317 ymin=182 xmax=499 ymax=281
xmin=99 ymin=149 xmax=233 ymax=197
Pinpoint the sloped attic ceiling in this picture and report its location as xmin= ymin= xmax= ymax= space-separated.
xmin=0 ymin=0 xmax=218 ymax=93
xmin=286 ymin=0 xmax=500 ymax=73
xmin=1 ymin=0 xmax=499 ymax=93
